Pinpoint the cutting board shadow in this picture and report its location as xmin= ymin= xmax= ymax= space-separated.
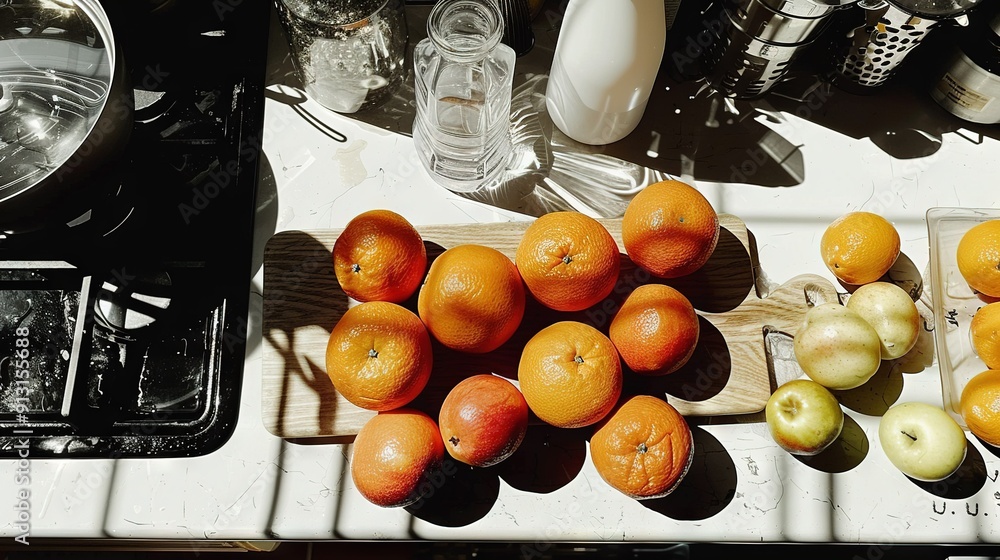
xmin=261 ymin=214 xmax=838 ymax=439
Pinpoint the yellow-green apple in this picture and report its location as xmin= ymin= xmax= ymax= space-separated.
xmin=878 ymin=402 xmax=967 ymax=482
xmin=845 ymin=282 xmax=920 ymax=360
xmin=793 ymin=303 xmax=882 ymax=390
xmin=765 ymin=379 xmax=844 ymax=456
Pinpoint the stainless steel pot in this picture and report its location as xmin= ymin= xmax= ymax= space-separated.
xmin=0 ymin=0 xmax=132 ymax=233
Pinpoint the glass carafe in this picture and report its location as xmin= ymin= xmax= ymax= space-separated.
xmin=412 ymin=0 xmax=517 ymax=193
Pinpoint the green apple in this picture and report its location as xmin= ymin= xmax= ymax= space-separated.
xmin=845 ymin=282 xmax=920 ymax=360
xmin=878 ymin=402 xmax=967 ymax=482
xmin=793 ymin=303 xmax=882 ymax=390
xmin=765 ymin=379 xmax=844 ymax=456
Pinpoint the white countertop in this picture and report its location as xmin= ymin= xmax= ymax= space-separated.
xmin=3 ymin=5 xmax=1000 ymax=545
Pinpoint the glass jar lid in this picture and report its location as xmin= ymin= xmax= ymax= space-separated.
xmin=278 ymin=0 xmax=389 ymax=27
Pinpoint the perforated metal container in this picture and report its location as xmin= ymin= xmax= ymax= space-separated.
xmin=828 ymin=0 xmax=984 ymax=90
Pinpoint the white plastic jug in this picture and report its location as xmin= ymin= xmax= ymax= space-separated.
xmin=545 ymin=0 xmax=666 ymax=145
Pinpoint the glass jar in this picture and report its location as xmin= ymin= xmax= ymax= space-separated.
xmin=275 ymin=0 xmax=407 ymax=114
xmin=412 ymin=0 xmax=517 ymax=193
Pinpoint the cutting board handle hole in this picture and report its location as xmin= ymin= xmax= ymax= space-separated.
xmin=762 ymin=327 xmax=804 ymax=389
xmin=803 ymin=282 xmax=837 ymax=308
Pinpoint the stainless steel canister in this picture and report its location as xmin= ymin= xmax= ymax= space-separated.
xmin=705 ymin=0 xmax=854 ymax=98
xmin=931 ymin=6 xmax=1000 ymax=123
xmin=827 ymin=0 xmax=985 ymax=91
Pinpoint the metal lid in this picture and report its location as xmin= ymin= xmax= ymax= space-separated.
xmin=887 ymin=0 xmax=982 ymax=18
xmin=726 ymin=0 xmax=838 ymax=44
xmin=746 ymin=0 xmax=849 ymax=17
xmin=0 ymin=0 xmax=116 ymax=202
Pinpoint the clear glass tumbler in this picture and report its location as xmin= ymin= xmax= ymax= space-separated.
xmin=275 ymin=0 xmax=407 ymax=114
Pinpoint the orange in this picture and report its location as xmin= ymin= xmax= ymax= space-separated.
xmin=350 ymin=408 xmax=446 ymax=507
xmin=960 ymin=369 xmax=1000 ymax=448
xmin=609 ymin=284 xmax=700 ymax=375
xmin=957 ymin=220 xmax=1000 ymax=298
xmin=621 ymin=179 xmax=720 ymax=279
xmin=973 ymin=302 xmax=1000 ymax=369
xmin=517 ymin=321 xmax=622 ymax=428
xmin=438 ymin=374 xmax=530 ymax=467
xmin=417 ymin=244 xmax=526 ymax=354
xmin=515 ymin=211 xmax=621 ymax=312
xmin=326 ymin=301 xmax=432 ymax=411
xmin=590 ymin=395 xmax=694 ymax=500
xmin=333 ymin=209 xmax=427 ymax=303
xmin=820 ymin=211 xmax=900 ymax=285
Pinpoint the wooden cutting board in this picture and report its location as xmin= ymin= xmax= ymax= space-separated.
xmin=261 ymin=214 xmax=838 ymax=439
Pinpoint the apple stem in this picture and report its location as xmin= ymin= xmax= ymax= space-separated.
xmin=901 ymin=430 xmax=917 ymax=442
xmin=449 ymin=436 xmax=460 ymax=446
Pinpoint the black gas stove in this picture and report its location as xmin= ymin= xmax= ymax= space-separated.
xmin=0 ymin=0 xmax=268 ymax=457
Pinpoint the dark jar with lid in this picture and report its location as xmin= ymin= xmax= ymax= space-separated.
xmin=930 ymin=6 xmax=1000 ymax=124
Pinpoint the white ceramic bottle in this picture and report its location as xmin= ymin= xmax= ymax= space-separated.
xmin=545 ymin=0 xmax=666 ymax=145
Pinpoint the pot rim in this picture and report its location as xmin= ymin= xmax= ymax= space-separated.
xmin=0 ymin=0 xmax=131 ymax=232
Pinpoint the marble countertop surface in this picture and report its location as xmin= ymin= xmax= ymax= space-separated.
xmin=2 ymin=1 xmax=1000 ymax=544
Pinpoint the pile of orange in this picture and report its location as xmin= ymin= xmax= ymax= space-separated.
xmin=327 ymin=179 xmax=718 ymax=506
xmin=956 ymin=221 xmax=1000 ymax=449
xmin=961 ymin=222 xmax=1000 ymax=448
